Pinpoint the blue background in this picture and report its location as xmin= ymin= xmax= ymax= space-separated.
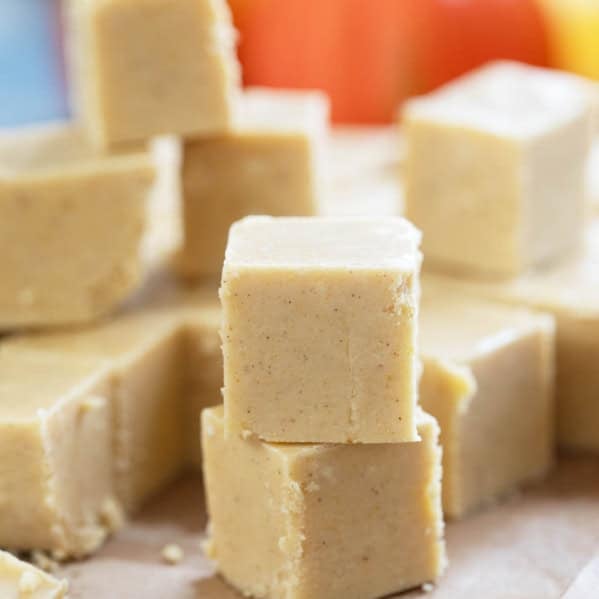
xmin=0 ymin=0 xmax=68 ymax=128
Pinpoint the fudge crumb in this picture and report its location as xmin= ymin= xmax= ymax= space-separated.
xmin=31 ymin=551 xmax=59 ymax=573
xmin=162 ymin=544 xmax=184 ymax=565
xmin=422 ymin=582 xmax=434 ymax=593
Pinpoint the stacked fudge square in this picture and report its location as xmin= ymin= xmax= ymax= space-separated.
xmin=400 ymin=60 xmax=596 ymax=516
xmin=202 ymin=216 xmax=447 ymax=599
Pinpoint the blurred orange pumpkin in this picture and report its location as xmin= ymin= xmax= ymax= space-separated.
xmin=230 ymin=0 xmax=549 ymax=123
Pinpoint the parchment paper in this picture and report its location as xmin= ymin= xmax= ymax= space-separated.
xmin=56 ymin=457 xmax=599 ymax=599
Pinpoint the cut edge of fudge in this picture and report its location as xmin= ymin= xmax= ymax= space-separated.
xmin=419 ymin=356 xmax=477 ymax=518
xmin=0 ymin=350 xmax=124 ymax=558
xmin=3 ymin=310 xmax=190 ymax=514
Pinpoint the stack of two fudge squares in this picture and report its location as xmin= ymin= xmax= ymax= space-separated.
xmin=202 ymin=216 xmax=447 ymax=599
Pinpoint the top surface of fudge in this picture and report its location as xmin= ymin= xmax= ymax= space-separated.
xmin=5 ymin=309 xmax=181 ymax=363
xmin=223 ymin=215 xmax=422 ymax=271
xmin=0 ymin=122 xmax=149 ymax=176
xmin=0 ymin=349 xmax=107 ymax=422
xmin=239 ymin=87 xmax=330 ymax=134
xmin=404 ymin=60 xmax=592 ymax=138
xmin=420 ymin=279 xmax=554 ymax=362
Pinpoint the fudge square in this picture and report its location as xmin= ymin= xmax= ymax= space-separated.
xmin=180 ymin=88 xmax=329 ymax=278
xmin=403 ymin=61 xmax=593 ymax=277
xmin=220 ymin=216 xmax=422 ymax=443
xmin=0 ymin=123 xmax=154 ymax=330
xmin=419 ymin=281 xmax=555 ymax=518
xmin=202 ymin=406 xmax=446 ymax=599
xmin=0 ymin=550 xmax=68 ymax=598
xmin=426 ymin=218 xmax=599 ymax=453
xmin=6 ymin=309 xmax=188 ymax=513
xmin=0 ymin=350 xmax=120 ymax=558
xmin=67 ymin=0 xmax=239 ymax=147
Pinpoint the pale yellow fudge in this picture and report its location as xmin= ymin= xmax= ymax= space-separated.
xmin=180 ymin=88 xmax=329 ymax=278
xmin=0 ymin=551 xmax=68 ymax=599
xmin=419 ymin=284 xmax=555 ymax=518
xmin=220 ymin=216 xmax=422 ymax=444
xmin=5 ymin=310 xmax=188 ymax=512
xmin=185 ymin=301 xmax=222 ymax=467
xmin=0 ymin=350 xmax=120 ymax=557
xmin=404 ymin=61 xmax=593 ymax=277
xmin=0 ymin=122 xmax=155 ymax=330
xmin=202 ymin=405 xmax=446 ymax=599
xmin=67 ymin=0 xmax=239 ymax=147
xmin=424 ymin=219 xmax=599 ymax=453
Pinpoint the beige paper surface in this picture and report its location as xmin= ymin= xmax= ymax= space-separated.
xmin=54 ymin=457 xmax=599 ymax=599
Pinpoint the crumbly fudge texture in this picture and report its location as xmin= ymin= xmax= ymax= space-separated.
xmin=404 ymin=61 xmax=593 ymax=277
xmin=220 ymin=216 xmax=422 ymax=443
xmin=5 ymin=310 xmax=188 ymax=513
xmin=0 ymin=123 xmax=154 ymax=330
xmin=202 ymin=406 xmax=446 ymax=599
xmin=424 ymin=219 xmax=599 ymax=453
xmin=67 ymin=0 xmax=240 ymax=146
xmin=180 ymin=88 xmax=329 ymax=278
xmin=0 ymin=550 xmax=68 ymax=599
xmin=420 ymin=284 xmax=555 ymax=517
xmin=0 ymin=351 xmax=120 ymax=557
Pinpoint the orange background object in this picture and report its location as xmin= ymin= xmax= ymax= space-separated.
xmin=230 ymin=0 xmax=550 ymax=123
